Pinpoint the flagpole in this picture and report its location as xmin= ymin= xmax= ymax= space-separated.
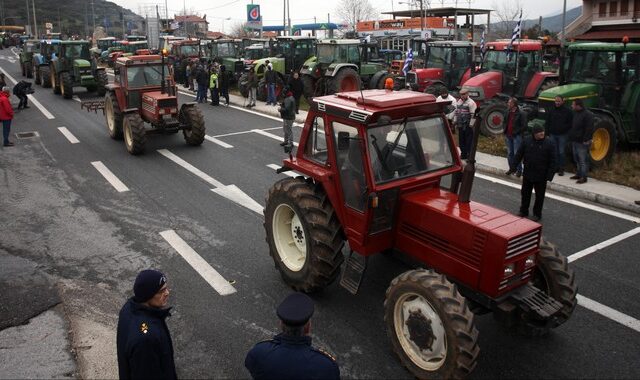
xmin=514 ymin=10 xmax=522 ymax=88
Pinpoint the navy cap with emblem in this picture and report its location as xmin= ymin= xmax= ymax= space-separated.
xmin=277 ymin=293 xmax=314 ymax=326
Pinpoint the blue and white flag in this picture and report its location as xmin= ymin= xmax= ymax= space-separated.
xmin=403 ymin=48 xmax=413 ymax=76
xmin=507 ymin=9 xmax=522 ymax=61
xmin=480 ymin=28 xmax=486 ymax=62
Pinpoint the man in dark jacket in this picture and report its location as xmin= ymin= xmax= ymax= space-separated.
xmin=245 ymin=293 xmax=340 ymax=380
xmin=218 ymin=65 xmax=230 ymax=106
xmin=514 ymin=124 xmax=556 ymax=221
xmin=264 ymin=63 xmax=277 ymax=106
xmin=117 ymin=270 xmax=176 ymax=380
xmin=568 ymin=99 xmax=594 ymax=184
xmin=545 ymin=95 xmax=572 ymax=176
xmin=288 ymin=71 xmax=304 ymax=114
xmin=279 ymin=87 xmax=296 ymax=152
xmin=246 ymin=67 xmax=258 ymax=108
xmin=196 ymin=65 xmax=209 ymax=103
xmin=13 ymin=80 xmax=32 ymax=109
xmin=503 ymin=97 xmax=527 ymax=177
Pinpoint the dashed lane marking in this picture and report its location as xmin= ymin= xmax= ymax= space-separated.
xmin=205 ymin=135 xmax=234 ymax=148
xmin=58 ymin=127 xmax=80 ymax=144
xmin=0 ymin=66 xmax=55 ymax=120
xmin=578 ymin=294 xmax=640 ymax=333
xmin=91 ymin=161 xmax=129 ymax=192
xmin=267 ymin=164 xmax=299 ymax=178
xmin=160 ymin=230 xmax=237 ymax=296
xmin=157 ymin=149 xmax=224 ymax=188
xmin=252 ymin=129 xmax=299 ymax=147
xmin=568 ymin=226 xmax=640 ymax=263
xmin=72 ymin=96 xmax=81 ymax=103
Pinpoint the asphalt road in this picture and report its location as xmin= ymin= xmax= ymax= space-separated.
xmin=1 ymin=47 xmax=639 ymax=379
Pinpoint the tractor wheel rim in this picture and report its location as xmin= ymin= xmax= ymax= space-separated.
xmin=394 ymin=293 xmax=447 ymax=371
xmin=342 ymin=76 xmax=358 ymax=92
xmin=591 ymin=128 xmax=610 ymax=161
xmin=61 ymin=78 xmax=65 ymax=95
xmin=105 ymin=98 xmax=114 ymax=133
xmin=488 ymin=111 xmax=503 ymax=132
xmin=124 ymin=120 xmax=133 ymax=149
xmin=272 ymin=203 xmax=306 ymax=272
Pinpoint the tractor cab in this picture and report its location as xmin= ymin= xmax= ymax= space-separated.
xmin=407 ymin=41 xmax=474 ymax=94
xmin=171 ymin=39 xmax=201 ymax=60
xmin=270 ymin=36 xmax=315 ymax=72
xmin=112 ymin=55 xmax=173 ymax=110
xmin=60 ymin=41 xmax=91 ymax=61
xmin=158 ymin=35 xmax=186 ymax=52
xmin=96 ymin=37 xmax=116 ymax=52
xmin=126 ymin=35 xmax=146 ymax=42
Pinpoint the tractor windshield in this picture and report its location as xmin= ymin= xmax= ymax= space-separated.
xmin=482 ymin=50 xmax=537 ymax=73
xmin=567 ymin=50 xmax=618 ymax=84
xmin=178 ymin=44 xmax=200 ymax=57
xmin=98 ymin=40 xmax=113 ymax=50
xmin=367 ymin=116 xmax=455 ymax=184
xmin=245 ymin=48 xmax=267 ymax=60
xmin=216 ymin=43 xmax=237 ymax=57
xmin=127 ymin=65 xmax=171 ymax=88
xmin=66 ymin=44 xmax=90 ymax=60
xmin=126 ymin=42 xmax=148 ymax=53
xmin=317 ymin=44 xmax=359 ymax=64
xmin=426 ymin=46 xmax=451 ymax=69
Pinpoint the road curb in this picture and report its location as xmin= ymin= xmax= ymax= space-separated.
xmin=476 ymin=163 xmax=640 ymax=215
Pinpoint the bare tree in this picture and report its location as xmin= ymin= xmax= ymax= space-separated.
xmin=228 ymin=22 xmax=258 ymax=38
xmin=491 ymin=0 xmax=527 ymax=39
xmin=335 ymin=0 xmax=379 ymax=31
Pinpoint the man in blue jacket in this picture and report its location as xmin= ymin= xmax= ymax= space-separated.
xmin=117 ymin=269 xmax=176 ymax=380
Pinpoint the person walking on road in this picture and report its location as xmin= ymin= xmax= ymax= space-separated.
xmin=1 ymin=86 xmax=14 ymax=147
xmin=454 ymin=88 xmax=477 ymax=159
xmin=13 ymin=80 xmax=31 ymax=109
xmin=265 ymin=63 xmax=277 ymax=106
xmin=117 ymin=269 xmax=176 ymax=380
xmin=247 ymin=67 xmax=258 ymax=108
xmin=568 ymin=99 xmax=594 ymax=184
xmin=503 ymin=97 xmax=527 ymax=177
xmin=209 ymin=69 xmax=219 ymax=106
xmin=196 ymin=65 xmax=209 ymax=104
xmin=218 ymin=65 xmax=230 ymax=106
xmin=288 ymin=71 xmax=304 ymax=114
xmin=545 ymin=95 xmax=573 ymax=176
xmin=279 ymin=87 xmax=296 ymax=152
xmin=513 ymin=124 xmax=556 ymax=221
xmin=245 ymin=292 xmax=340 ymax=380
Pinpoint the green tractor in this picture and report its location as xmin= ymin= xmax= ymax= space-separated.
xmin=49 ymin=40 xmax=108 ymax=99
xmin=300 ymin=39 xmax=389 ymax=100
xmin=91 ymin=37 xmax=116 ymax=62
xmin=530 ymin=42 xmax=640 ymax=166
xmin=19 ymin=39 xmax=40 ymax=78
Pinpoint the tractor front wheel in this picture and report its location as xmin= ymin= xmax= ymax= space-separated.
xmin=105 ymin=92 xmax=123 ymax=140
xmin=589 ymin=116 xmax=617 ymax=166
xmin=516 ymin=239 xmax=577 ymax=336
xmin=123 ymin=113 xmax=146 ymax=155
xmin=480 ymin=100 xmax=508 ymax=137
xmin=301 ymin=74 xmax=316 ymax=102
xmin=385 ymin=269 xmax=480 ymax=379
xmin=96 ymin=70 xmax=108 ymax=96
xmin=264 ymin=177 xmax=344 ymax=293
xmin=330 ymin=68 xmax=361 ymax=94
xmin=180 ymin=106 xmax=206 ymax=146
xmin=40 ymin=66 xmax=51 ymax=88
xmin=60 ymin=72 xmax=74 ymax=99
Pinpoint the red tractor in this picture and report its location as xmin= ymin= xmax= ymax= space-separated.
xmin=82 ymin=54 xmax=205 ymax=155
xmin=264 ymin=90 xmax=576 ymax=379
xmin=461 ymin=39 xmax=558 ymax=136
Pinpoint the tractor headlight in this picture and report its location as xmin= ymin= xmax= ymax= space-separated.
xmin=538 ymin=108 xmax=546 ymax=114
xmin=525 ymin=255 xmax=535 ymax=268
xmin=468 ymin=91 xmax=480 ymax=98
xmin=503 ymin=263 xmax=515 ymax=277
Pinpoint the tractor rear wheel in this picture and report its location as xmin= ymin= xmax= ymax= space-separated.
xmin=301 ymin=74 xmax=316 ymax=102
xmin=264 ymin=177 xmax=345 ymax=293
xmin=385 ymin=269 xmax=480 ymax=380
xmin=96 ymin=69 xmax=108 ymax=96
xmin=369 ymin=71 xmax=387 ymax=90
xmin=180 ymin=106 xmax=206 ymax=146
xmin=330 ymin=68 xmax=361 ymax=94
xmin=34 ymin=65 xmax=41 ymax=85
xmin=516 ymin=239 xmax=577 ymax=336
xmin=51 ymin=68 xmax=61 ymax=94
xmin=123 ymin=113 xmax=146 ymax=155
xmin=480 ymin=100 xmax=508 ymax=137
xmin=376 ymin=73 xmax=394 ymax=89
xmin=40 ymin=66 xmax=51 ymax=88
xmin=424 ymin=84 xmax=447 ymax=96
xmin=238 ymin=73 xmax=249 ymax=98
xmin=26 ymin=63 xmax=33 ymax=78
xmin=60 ymin=72 xmax=74 ymax=99
xmin=589 ymin=116 xmax=617 ymax=166
xmin=105 ymin=92 xmax=123 ymax=140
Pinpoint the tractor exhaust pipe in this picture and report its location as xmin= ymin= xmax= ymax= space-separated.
xmin=457 ymin=114 xmax=482 ymax=203
xmin=160 ymin=49 xmax=167 ymax=95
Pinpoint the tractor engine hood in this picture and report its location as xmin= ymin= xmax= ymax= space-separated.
xmin=73 ymin=59 xmax=91 ymax=68
xmin=414 ymin=67 xmax=444 ymax=83
xmin=142 ymin=91 xmax=178 ymax=108
xmin=538 ymin=83 xmax=599 ymax=103
xmin=461 ymin=71 xmax=502 ymax=102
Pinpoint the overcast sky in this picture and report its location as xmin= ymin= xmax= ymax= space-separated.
xmin=109 ymin=0 xmax=584 ymax=33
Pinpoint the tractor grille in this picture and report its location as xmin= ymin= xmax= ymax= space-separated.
xmin=401 ymin=223 xmax=482 ymax=267
xmin=499 ymin=268 xmax=534 ymax=291
xmin=157 ymin=98 xmax=177 ymax=108
xmin=406 ymin=72 xmax=417 ymax=85
xmin=506 ymin=230 xmax=540 ymax=260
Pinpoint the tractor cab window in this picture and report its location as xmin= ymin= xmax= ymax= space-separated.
xmin=65 ymin=44 xmax=90 ymax=60
xmin=178 ymin=45 xmax=199 ymax=57
xmin=334 ymin=122 xmax=367 ymax=212
xmin=304 ymin=116 xmax=328 ymax=164
xmin=367 ymin=116 xmax=454 ymax=184
xmin=217 ymin=43 xmax=236 ymax=57
xmin=568 ymin=50 xmax=617 ymax=84
xmin=348 ymin=45 xmax=360 ymax=63
xmin=127 ymin=65 xmax=171 ymax=88
xmin=622 ymin=51 xmax=640 ymax=82
xmin=426 ymin=46 xmax=451 ymax=69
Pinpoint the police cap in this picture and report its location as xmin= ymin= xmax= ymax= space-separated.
xmin=276 ymin=293 xmax=314 ymax=326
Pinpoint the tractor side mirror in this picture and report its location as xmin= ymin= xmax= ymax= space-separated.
xmin=337 ymin=132 xmax=350 ymax=151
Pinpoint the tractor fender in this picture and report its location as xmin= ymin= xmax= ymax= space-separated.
xmin=524 ymin=72 xmax=559 ymax=99
xmin=180 ymin=102 xmax=197 ymax=110
xmin=326 ymin=63 xmax=358 ymax=77
xmin=122 ymin=108 xmax=140 ymax=115
xmin=590 ymin=108 xmax=623 ymax=139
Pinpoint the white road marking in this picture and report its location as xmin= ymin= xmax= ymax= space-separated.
xmin=205 ymin=135 xmax=233 ymax=148
xmin=577 ymin=294 xmax=640 ymax=333
xmin=58 ymin=127 xmax=80 ymax=144
xmin=72 ymin=96 xmax=81 ymax=103
xmin=252 ymin=128 xmax=299 ymax=147
xmin=475 ymin=173 xmax=640 ymax=224
xmin=267 ymin=164 xmax=299 ymax=178
xmin=91 ymin=161 xmax=129 ymax=192
xmin=160 ymin=230 xmax=237 ymax=296
xmin=10 ymin=47 xmax=20 ymax=58
xmin=157 ymin=149 xmax=224 ymax=188
xmin=568 ymin=226 xmax=640 ymax=263
xmin=0 ymin=66 xmax=55 ymax=120
xmin=212 ymin=126 xmax=280 ymax=138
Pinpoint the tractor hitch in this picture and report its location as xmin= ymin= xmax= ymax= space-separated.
xmin=80 ymin=99 xmax=106 ymax=114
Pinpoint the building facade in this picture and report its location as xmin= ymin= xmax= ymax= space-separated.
xmin=566 ymin=0 xmax=640 ymax=41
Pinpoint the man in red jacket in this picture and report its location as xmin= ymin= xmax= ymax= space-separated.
xmin=0 ymin=86 xmax=14 ymax=147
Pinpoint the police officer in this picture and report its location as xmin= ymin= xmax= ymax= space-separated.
xmin=117 ymin=269 xmax=177 ymax=380
xmin=454 ymin=88 xmax=477 ymax=159
xmin=245 ymin=293 xmax=340 ymax=380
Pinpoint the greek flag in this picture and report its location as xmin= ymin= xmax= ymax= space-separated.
xmin=480 ymin=28 xmax=486 ymax=62
xmin=403 ymin=48 xmax=413 ymax=76
xmin=507 ymin=10 xmax=523 ymax=61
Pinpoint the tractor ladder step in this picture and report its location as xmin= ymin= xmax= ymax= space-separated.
xmin=509 ymin=283 xmax=563 ymax=319
xmin=339 ymin=250 xmax=367 ymax=295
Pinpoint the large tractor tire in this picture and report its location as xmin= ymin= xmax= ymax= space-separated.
xmin=123 ymin=113 xmax=146 ymax=155
xmin=26 ymin=63 xmax=33 ymax=78
xmin=375 ymin=73 xmax=394 ymax=90
xmin=51 ymin=68 xmax=61 ymax=94
xmin=385 ymin=269 xmax=480 ymax=380
xmin=369 ymin=70 xmax=388 ymax=90
xmin=480 ymin=99 xmax=508 ymax=137
xmin=516 ymin=239 xmax=577 ymax=336
xmin=264 ymin=177 xmax=345 ymax=293
xmin=238 ymin=73 xmax=249 ymax=98
xmin=40 ymin=66 xmax=51 ymax=88
xmin=21 ymin=62 xmax=25 ymax=77
xmin=329 ymin=68 xmax=361 ymax=94
xmin=60 ymin=72 xmax=74 ymax=99
xmin=105 ymin=92 xmax=123 ymax=140
xmin=424 ymin=83 xmax=447 ymax=96
xmin=301 ymin=74 xmax=316 ymax=102
xmin=589 ymin=115 xmax=617 ymax=167
xmin=180 ymin=106 xmax=206 ymax=146
xmin=96 ymin=69 xmax=108 ymax=96
xmin=257 ymin=79 xmax=283 ymax=103
xmin=34 ymin=65 xmax=41 ymax=85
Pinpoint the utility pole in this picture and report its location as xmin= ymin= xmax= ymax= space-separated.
xmin=31 ymin=0 xmax=38 ymax=37
xmin=419 ymin=0 xmax=424 ymax=31
xmin=84 ymin=1 xmax=88 ymax=38
xmin=122 ymin=12 xmax=126 ymax=39
xmin=58 ymin=6 xmax=61 ymax=34
xmin=25 ymin=0 xmax=30 ymax=33
xmin=561 ymin=0 xmax=567 ymax=46
xmin=91 ymin=0 xmax=96 ymax=32
xmin=283 ymin=0 xmax=286 ymax=36
xmin=287 ymin=0 xmax=291 ymax=36
xmin=165 ymin=0 xmax=169 ymax=31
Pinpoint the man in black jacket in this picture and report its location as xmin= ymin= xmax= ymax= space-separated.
xmin=514 ymin=124 xmax=556 ymax=221
xmin=503 ymin=97 xmax=527 ymax=177
xmin=288 ymin=71 xmax=304 ymax=114
xmin=545 ymin=95 xmax=573 ymax=176
xmin=117 ymin=270 xmax=177 ymax=380
xmin=568 ymin=99 xmax=594 ymax=184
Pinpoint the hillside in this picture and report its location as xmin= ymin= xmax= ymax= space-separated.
xmin=492 ymin=6 xmax=582 ymax=36
xmin=2 ymin=0 xmax=144 ymax=37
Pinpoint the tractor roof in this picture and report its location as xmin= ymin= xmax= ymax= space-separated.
xmin=60 ymin=40 xmax=90 ymax=45
xmin=428 ymin=40 xmax=474 ymax=48
xmin=276 ymin=36 xmax=316 ymax=41
xmin=567 ymin=42 xmax=640 ymax=51
xmin=317 ymin=38 xmax=361 ymax=45
xmin=486 ymin=39 xmax=541 ymax=52
xmin=116 ymin=54 xmax=164 ymax=66
xmin=129 ymin=40 xmax=148 ymax=45
xmin=41 ymin=39 xmax=61 ymax=44
xmin=173 ymin=39 xmax=199 ymax=45
xmin=98 ymin=37 xmax=116 ymax=41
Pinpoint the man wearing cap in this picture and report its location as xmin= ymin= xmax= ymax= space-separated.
xmin=117 ymin=270 xmax=177 ymax=380
xmin=436 ymin=88 xmax=456 ymax=129
xmin=513 ymin=124 xmax=556 ymax=221
xmin=245 ymin=293 xmax=340 ymax=380
xmin=454 ymin=88 xmax=477 ymax=159
xmin=279 ymin=88 xmax=296 ymax=153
